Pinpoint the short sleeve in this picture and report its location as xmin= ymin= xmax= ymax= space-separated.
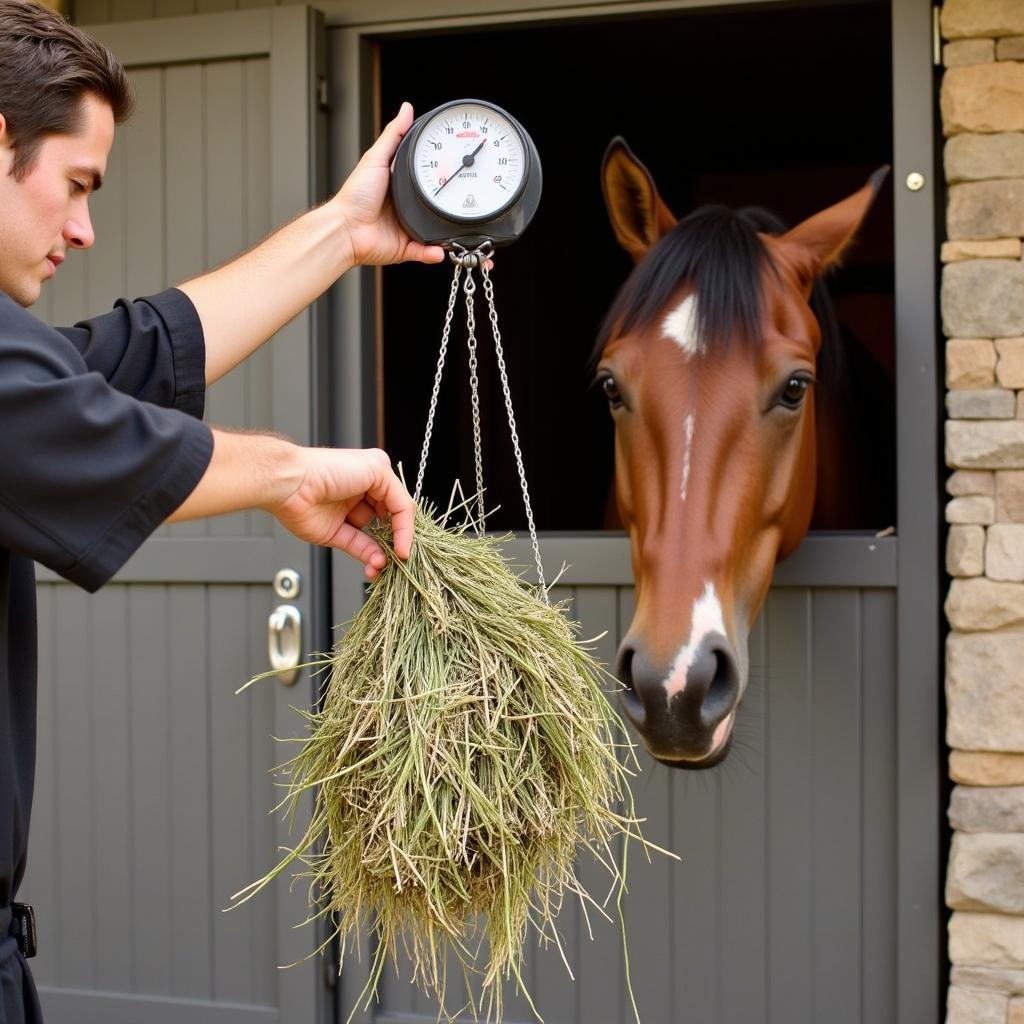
xmin=0 ymin=293 xmax=213 ymax=592
xmin=56 ymin=288 xmax=207 ymax=418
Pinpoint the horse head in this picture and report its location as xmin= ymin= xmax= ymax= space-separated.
xmin=596 ymin=139 xmax=887 ymax=769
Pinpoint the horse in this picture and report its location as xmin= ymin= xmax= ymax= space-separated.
xmin=594 ymin=138 xmax=893 ymax=769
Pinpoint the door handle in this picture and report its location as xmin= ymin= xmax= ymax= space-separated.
xmin=268 ymin=603 xmax=301 ymax=685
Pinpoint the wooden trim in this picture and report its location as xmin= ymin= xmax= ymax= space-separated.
xmin=39 ymin=988 xmax=276 ymax=1023
xmin=34 ymin=538 xmax=275 ymax=585
xmin=83 ymin=9 xmax=273 ymax=65
xmin=317 ymin=0 xmax=794 ymax=30
xmin=891 ymin=0 xmax=943 ymax=1016
xmin=495 ymin=534 xmax=899 ymax=589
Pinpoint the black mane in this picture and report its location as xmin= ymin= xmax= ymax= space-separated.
xmin=590 ymin=204 xmax=843 ymax=387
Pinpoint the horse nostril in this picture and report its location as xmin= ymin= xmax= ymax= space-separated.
xmin=688 ymin=642 xmax=740 ymax=727
xmin=614 ymin=644 xmax=646 ymax=726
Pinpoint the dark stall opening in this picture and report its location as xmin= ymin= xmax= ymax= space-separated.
xmin=378 ymin=0 xmax=895 ymax=532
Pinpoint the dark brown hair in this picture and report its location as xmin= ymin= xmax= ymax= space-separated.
xmin=0 ymin=0 xmax=133 ymax=179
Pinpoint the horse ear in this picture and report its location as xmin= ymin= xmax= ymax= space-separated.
xmin=601 ymin=137 xmax=678 ymax=263
xmin=779 ymin=166 xmax=890 ymax=283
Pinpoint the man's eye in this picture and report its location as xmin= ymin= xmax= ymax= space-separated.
xmin=601 ymin=374 xmax=624 ymax=409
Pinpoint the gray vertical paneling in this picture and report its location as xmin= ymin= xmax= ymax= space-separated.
xmin=811 ymin=590 xmax=863 ymax=1024
xmin=531 ymin=585 xmax=579 ymax=1024
xmin=91 ymin=588 xmax=133 ymax=993
xmin=627 ymin=763 xmax=674 ymax=1024
xmin=76 ymin=0 xmax=113 ymax=23
xmin=54 ymin=587 xmax=95 ymax=989
xmin=342 ymin=572 xmax=901 ymax=1024
xmin=243 ymin=59 xmax=276 ymax=542
xmin=573 ymin=586 xmax=624 ymax=1024
xmin=111 ymin=0 xmax=155 ymax=19
xmin=163 ymin=63 xmax=205 ymax=287
xmin=247 ymin=588 xmax=278 ymax=1008
xmin=861 ymin=590 xmax=897 ymax=1021
xmin=765 ymin=589 xmax=813 ymax=1024
xmin=204 ymin=61 xmax=249 ymax=539
xmin=155 ymin=0 xmax=196 ymax=15
xmin=718 ymin=614 xmax=767 ymax=1024
xmin=162 ymin=61 xmax=209 ymax=539
xmin=28 ymin=581 xmax=287 ymax=1013
xmin=616 ymin=586 xmax=673 ymax=1024
xmin=210 ymin=585 xmax=257 ymax=1002
xmin=123 ymin=69 xmax=164 ymax=299
xmin=129 ymin=586 xmax=173 ymax=994
xmin=29 ymin=11 xmax=320 ymax=1024
xmin=168 ymin=586 xmax=214 ymax=998
xmin=672 ymin=767 xmax=718 ymax=1022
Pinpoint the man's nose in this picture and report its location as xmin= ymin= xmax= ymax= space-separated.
xmin=64 ymin=210 xmax=95 ymax=249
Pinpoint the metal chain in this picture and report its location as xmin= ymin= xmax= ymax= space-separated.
xmin=481 ymin=262 xmax=548 ymax=600
xmin=462 ymin=269 xmax=486 ymax=531
xmin=413 ymin=263 xmax=462 ymax=504
xmin=413 ymin=243 xmax=548 ymax=600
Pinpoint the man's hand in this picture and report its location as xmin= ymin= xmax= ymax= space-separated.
xmin=269 ymin=446 xmax=414 ymax=580
xmin=169 ymin=431 xmax=414 ymax=580
xmin=333 ymin=102 xmax=447 ymax=268
xmin=180 ymin=101 xmax=446 ymax=387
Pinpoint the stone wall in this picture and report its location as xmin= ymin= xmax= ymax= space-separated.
xmin=942 ymin=1 xmax=1024 ymax=1021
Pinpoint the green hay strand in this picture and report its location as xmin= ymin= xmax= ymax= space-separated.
xmin=234 ymin=502 xmax=664 ymax=1022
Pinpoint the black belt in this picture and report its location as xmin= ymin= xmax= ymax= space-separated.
xmin=10 ymin=903 xmax=36 ymax=958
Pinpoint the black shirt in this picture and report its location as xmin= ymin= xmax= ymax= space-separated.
xmin=0 ymin=289 xmax=213 ymax=985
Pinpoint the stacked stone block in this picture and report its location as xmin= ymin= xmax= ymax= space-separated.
xmin=942 ymin=1 xmax=1024 ymax=1020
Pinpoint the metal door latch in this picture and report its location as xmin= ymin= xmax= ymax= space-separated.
xmin=269 ymin=569 xmax=302 ymax=685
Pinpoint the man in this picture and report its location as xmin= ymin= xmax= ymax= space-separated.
xmin=0 ymin=2 xmax=446 ymax=1019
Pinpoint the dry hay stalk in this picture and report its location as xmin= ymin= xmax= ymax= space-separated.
xmin=234 ymin=502 xmax=657 ymax=1022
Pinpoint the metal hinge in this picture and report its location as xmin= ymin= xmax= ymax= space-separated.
xmin=317 ymin=76 xmax=329 ymax=110
xmin=933 ymin=6 xmax=942 ymax=66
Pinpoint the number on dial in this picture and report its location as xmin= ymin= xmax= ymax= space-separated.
xmin=413 ymin=103 xmax=525 ymax=221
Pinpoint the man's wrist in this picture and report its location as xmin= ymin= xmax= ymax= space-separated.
xmin=321 ymin=195 xmax=359 ymax=273
xmin=251 ymin=432 xmax=305 ymax=512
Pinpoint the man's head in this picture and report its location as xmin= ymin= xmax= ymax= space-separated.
xmin=0 ymin=0 xmax=133 ymax=306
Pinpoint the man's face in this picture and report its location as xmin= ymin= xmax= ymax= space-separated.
xmin=0 ymin=93 xmax=114 ymax=307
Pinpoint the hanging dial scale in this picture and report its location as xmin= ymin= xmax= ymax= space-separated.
xmin=391 ymin=99 xmax=542 ymax=249
xmin=390 ymin=99 xmax=547 ymax=592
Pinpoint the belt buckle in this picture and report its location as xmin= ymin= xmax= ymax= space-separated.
xmin=11 ymin=903 xmax=37 ymax=958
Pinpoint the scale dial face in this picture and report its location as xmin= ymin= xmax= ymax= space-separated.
xmin=411 ymin=102 xmax=528 ymax=223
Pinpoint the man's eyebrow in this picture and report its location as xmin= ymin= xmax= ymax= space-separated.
xmin=71 ymin=166 xmax=104 ymax=191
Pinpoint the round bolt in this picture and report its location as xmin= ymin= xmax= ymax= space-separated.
xmin=273 ymin=568 xmax=301 ymax=599
xmin=906 ymin=172 xmax=925 ymax=192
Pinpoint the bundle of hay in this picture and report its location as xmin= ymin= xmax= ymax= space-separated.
xmin=234 ymin=503 xmax=647 ymax=1021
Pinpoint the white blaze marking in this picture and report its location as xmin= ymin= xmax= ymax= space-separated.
xmin=662 ymin=295 xmax=701 ymax=356
xmin=680 ymin=413 xmax=695 ymax=503
xmin=663 ymin=581 xmax=726 ymax=701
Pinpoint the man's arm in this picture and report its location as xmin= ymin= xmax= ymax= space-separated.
xmin=168 ymin=429 xmax=414 ymax=579
xmin=178 ymin=102 xmax=445 ymax=386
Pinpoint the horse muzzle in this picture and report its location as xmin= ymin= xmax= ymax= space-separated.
xmin=615 ymin=633 xmax=741 ymax=767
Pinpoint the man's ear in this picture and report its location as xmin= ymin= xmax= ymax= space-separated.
xmin=601 ymin=137 xmax=677 ymax=263
xmin=0 ymin=114 xmax=13 ymax=177
xmin=778 ymin=166 xmax=890 ymax=287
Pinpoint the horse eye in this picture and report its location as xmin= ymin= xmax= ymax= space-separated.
xmin=778 ymin=375 xmax=811 ymax=410
xmin=601 ymin=375 xmax=625 ymax=409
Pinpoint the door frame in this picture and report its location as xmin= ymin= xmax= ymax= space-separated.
xmin=327 ymin=0 xmax=939 ymax=1020
xmin=37 ymin=8 xmax=332 ymax=1022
